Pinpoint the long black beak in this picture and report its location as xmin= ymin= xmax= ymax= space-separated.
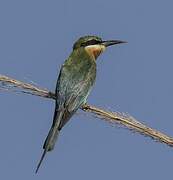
xmin=101 ymin=40 xmax=127 ymax=47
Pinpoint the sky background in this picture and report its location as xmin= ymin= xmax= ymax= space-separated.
xmin=0 ymin=0 xmax=173 ymax=179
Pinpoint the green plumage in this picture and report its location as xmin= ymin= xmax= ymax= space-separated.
xmin=44 ymin=47 xmax=97 ymax=148
xmin=36 ymin=36 xmax=98 ymax=173
xmin=36 ymin=35 xmax=126 ymax=173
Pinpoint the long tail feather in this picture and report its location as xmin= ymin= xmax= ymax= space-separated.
xmin=35 ymin=147 xmax=47 ymax=173
xmin=35 ymin=110 xmax=63 ymax=173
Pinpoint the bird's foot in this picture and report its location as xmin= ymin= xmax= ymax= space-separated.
xmin=81 ymin=103 xmax=90 ymax=111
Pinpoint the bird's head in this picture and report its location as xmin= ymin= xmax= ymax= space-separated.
xmin=73 ymin=35 xmax=127 ymax=59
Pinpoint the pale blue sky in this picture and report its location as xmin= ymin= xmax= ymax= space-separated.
xmin=0 ymin=0 xmax=173 ymax=179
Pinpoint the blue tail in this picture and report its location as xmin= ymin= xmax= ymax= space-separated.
xmin=35 ymin=110 xmax=64 ymax=173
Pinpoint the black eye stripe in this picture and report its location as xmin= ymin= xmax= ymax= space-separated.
xmin=81 ymin=40 xmax=100 ymax=47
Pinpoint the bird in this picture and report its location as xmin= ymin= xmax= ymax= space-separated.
xmin=35 ymin=35 xmax=126 ymax=173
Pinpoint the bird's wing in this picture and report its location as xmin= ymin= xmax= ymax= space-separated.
xmin=56 ymin=62 xmax=96 ymax=129
xmin=36 ymin=51 xmax=96 ymax=172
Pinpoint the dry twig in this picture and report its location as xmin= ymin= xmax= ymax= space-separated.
xmin=1 ymin=74 xmax=173 ymax=147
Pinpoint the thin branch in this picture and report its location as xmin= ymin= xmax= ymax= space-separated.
xmin=82 ymin=104 xmax=173 ymax=147
xmin=1 ymin=74 xmax=173 ymax=147
xmin=0 ymin=75 xmax=55 ymax=99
